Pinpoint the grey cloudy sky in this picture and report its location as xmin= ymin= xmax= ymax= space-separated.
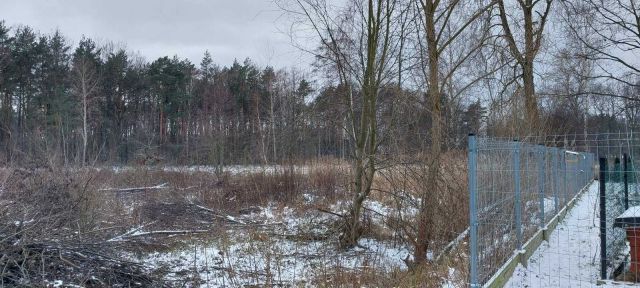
xmin=0 ymin=0 xmax=312 ymax=69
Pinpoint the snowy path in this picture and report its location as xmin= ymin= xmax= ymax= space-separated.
xmin=506 ymin=182 xmax=634 ymax=287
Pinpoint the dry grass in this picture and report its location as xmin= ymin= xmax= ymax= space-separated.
xmin=371 ymin=150 xmax=469 ymax=251
xmin=0 ymin=155 xmax=471 ymax=287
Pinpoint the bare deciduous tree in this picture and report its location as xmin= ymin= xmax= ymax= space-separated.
xmin=412 ymin=0 xmax=496 ymax=265
xmin=496 ymin=0 xmax=553 ymax=133
xmin=72 ymin=45 xmax=100 ymax=166
xmin=563 ymin=0 xmax=640 ymax=99
xmin=282 ymin=0 xmax=398 ymax=247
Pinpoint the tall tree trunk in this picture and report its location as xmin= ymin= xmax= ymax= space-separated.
xmin=522 ymin=2 xmax=538 ymax=131
xmin=82 ymin=75 xmax=88 ymax=166
xmin=523 ymin=61 xmax=538 ymax=130
xmin=1 ymin=92 xmax=11 ymax=162
xmin=497 ymin=0 xmax=552 ymax=135
xmin=415 ymin=1 xmax=440 ymax=263
xmin=270 ymin=91 xmax=277 ymax=162
xmin=340 ymin=0 xmax=385 ymax=248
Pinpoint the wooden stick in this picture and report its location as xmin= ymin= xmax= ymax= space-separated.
xmin=99 ymin=183 xmax=169 ymax=192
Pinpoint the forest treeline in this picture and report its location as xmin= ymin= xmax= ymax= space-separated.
xmin=0 ymin=21 xmax=486 ymax=166
xmin=0 ymin=1 xmax=639 ymax=168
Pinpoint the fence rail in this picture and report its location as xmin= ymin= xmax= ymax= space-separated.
xmin=468 ymin=135 xmax=595 ymax=287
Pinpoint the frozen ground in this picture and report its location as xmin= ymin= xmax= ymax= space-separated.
xmin=121 ymin=195 xmax=467 ymax=287
xmin=126 ymin=200 xmax=411 ymax=287
xmin=506 ymin=182 xmax=634 ymax=287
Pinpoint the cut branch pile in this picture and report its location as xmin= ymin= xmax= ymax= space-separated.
xmin=0 ymin=170 xmax=169 ymax=286
xmin=0 ymin=239 xmax=165 ymax=287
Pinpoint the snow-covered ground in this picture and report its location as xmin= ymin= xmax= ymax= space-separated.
xmin=109 ymin=165 xmax=313 ymax=175
xmin=506 ymin=182 xmax=635 ymax=287
xmin=121 ymin=195 xmax=469 ymax=287
xmin=139 ymin=235 xmax=409 ymax=287
xmin=128 ymin=199 xmax=416 ymax=287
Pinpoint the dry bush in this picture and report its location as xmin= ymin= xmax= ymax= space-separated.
xmin=2 ymin=168 xmax=103 ymax=234
xmin=307 ymin=159 xmax=351 ymax=202
xmin=312 ymin=266 xmax=401 ymax=287
xmin=72 ymin=161 xmax=350 ymax=242
xmin=435 ymin=151 xmax=469 ymax=246
xmin=371 ymin=150 xmax=469 ymax=259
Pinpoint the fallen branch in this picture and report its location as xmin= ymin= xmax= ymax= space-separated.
xmin=435 ymin=227 xmax=469 ymax=263
xmin=107 ymin=221 xmax=157 ymax=242
xmin=118 ymin=230 xmax=209 ymax=239
xmin=99 ymin=183 xmax=169 ymax=192
xmin=189 ymin=203 xmax=247 ymax=225
xmin=316 ymin=207 xmax=345 ymax=218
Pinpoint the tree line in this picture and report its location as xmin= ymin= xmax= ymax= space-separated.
xmin=0 ymin=21 xmax=486 ymax=166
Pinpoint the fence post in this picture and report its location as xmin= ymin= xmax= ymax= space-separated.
xmin=553 ymin=148 xmax=559 ymax=214
xmin=624 ymin=153 xmax=629 ymax=210
xmin=599 ymin=157 xmax=608 ymax=280
xmin=615 ymin=157 xmax=621 ymax=183
xmin=563 ymin=151 xmax=568 ymax=206
xmin=581 ymin=155 xmax=584 ymax=187
xmin=468 ymin=134 xmax=479 ymax=287
xmin=581 ymin=154 xmax=585 ymax=188
xmin=514 ymin=140 xmax=522 ymax=250
xmin=538 ymin=145 xmax=545 ymax=227
xmin=579 ymin=154 xmax=584 ymax=189
xmin=575 ymin=155 xmax=579 ymax=197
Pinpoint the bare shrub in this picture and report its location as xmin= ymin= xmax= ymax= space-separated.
xmin=373 ymin=150 xmax=469 ymax=259
xmin=307 ymin=159 xmax=350 ymax=202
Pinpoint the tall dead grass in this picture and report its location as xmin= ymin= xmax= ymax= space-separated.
xmin=372 ymin=151 xmax=469 ymax=249
xmin=0 ymin=154 xmax=471 ymax=286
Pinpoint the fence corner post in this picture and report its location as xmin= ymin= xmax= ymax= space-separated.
xmin=468 ymin=134 xmax=479 ymax=287
xmin=599 ymin=157 xmax=608 ymax=280
xmin=553 ymin=148 xmax=559 ymax=214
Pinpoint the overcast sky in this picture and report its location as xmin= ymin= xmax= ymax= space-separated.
xmin=0 ymin=0 xmax=312 ymax=69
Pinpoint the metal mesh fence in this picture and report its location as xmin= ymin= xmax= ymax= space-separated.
xmin=599 ymin=154 xmax=640 ymax=282
xmin=468 ymin=135 xmax=595 ymax=286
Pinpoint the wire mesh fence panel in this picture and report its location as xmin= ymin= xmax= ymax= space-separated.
xmin=601 ymin=158 xmax=628 ymax=279
xmin=468 ymin=135 xmax=595 ymax=287
xmin=628 ymin=156 xmax=640 ymax=207
xmin=467 ymin=132 xmax=640 ymax=286
xmin=472 ymin=138 xmax=519 ymax=285
xmin=598 ymin=153 xmax=640 ymax=283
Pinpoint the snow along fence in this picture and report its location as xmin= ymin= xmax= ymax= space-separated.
xmin=467 ymin=135 xmax=595 ymax=287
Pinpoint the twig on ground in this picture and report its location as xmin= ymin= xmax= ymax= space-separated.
xmin=107 ymin=221 xmax=157 ymax=242
xmin=316 ymin=207 xmax=345 ymax=218
xmin=116 ymin=230 xmax=209 ymax=238
xmin=99 ymin=183 xmax=169 ymax=192
xmin=189 ymin=203 xmax=247 ymax=225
